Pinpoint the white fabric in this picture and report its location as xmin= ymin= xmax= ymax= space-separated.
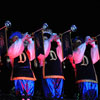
xmin=71 ymin=42 xmax=99 ymax=64
xmin=38 ymin=34 xmax=64 ymax=66
xmin=8 ymin=38 xmax=35 ymax=66
xmin=73 ymin=42 xmax=87 ymax=64
xmin=8 ymin=39 xmax=24 ymax=59
xmin=91 ymin=45 xmax=100 ymax=64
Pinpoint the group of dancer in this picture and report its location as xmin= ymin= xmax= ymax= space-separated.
xmin=0 ymin=23 xmax=100 ymax=100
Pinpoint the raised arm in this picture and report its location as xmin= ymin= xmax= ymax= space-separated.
xmin=8 ymin=39 xmax=24 ymax=59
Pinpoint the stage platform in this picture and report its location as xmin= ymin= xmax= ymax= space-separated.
xmin=0 ymin=89 xmax=77 ymax=100
xmin=0 ymin=90 xmax=100 ymax=100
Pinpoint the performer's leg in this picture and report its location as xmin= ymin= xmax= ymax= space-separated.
xmin=77 ymin=82 xmax=98 ymax=100
xmin=55 ymin=79 xmax=64 ymax=100
xmin=42 ymin=78 xmax=55 ymax=100
xmin=14 ymin=80 xmax=22 ymax=99
xmin=14 ymin=80 xmax=35 ymax=100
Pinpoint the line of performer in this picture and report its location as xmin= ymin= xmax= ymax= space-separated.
xmin=0 ymin=22 xmax=100 ymax=100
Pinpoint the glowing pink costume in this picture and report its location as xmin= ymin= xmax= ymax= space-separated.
xmin=38 ymin=34 xmax=65 ymax=100
xmin=8 ymin=33 xmax=36 ymax=99
xmin=68 ymin=36 xmax=100 ymax=100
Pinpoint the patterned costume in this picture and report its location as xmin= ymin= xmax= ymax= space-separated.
xmin=68 ymin=36 xmax=99 ymax=100
xmin=38 ymin=31 xmax=65 ymax=100
xmin=8 ymin=32 xmax=36 ymax=100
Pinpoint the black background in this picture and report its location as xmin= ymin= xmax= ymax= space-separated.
xmin=0 ymin=1 xmax=100 ymax=38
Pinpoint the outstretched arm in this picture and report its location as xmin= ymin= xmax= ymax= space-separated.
xmin=8 ymin=39 xmax=24 ymax=59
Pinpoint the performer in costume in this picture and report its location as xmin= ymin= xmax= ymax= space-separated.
xmin=68 ymin=36 xmax=99 ymax=100
xmin=38 ymin=29 xmax=65 ymax=100
xmin=8 ymin=32 xmax=36 ymax=100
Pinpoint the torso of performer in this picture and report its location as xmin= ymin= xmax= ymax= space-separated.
xmin=44 ymin=42 xmax=64 ymax=77
xmin=38 ymin=33 xmax=65 ymax=79
xmin=76 ymin=44 xmax=98 ymax=83
xmin=8 ymin=33 xmax=36 ymax=81
xmin=68 ymin=37 xmax=100 ymax=83
xmin=11 ymin=50 xmax=36 ymax=80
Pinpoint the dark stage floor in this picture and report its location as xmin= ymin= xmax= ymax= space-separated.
xmin=0 ymin=91 xmax=100 ymax=100
xmin=0 ymin=84 xmax=100 ymax=100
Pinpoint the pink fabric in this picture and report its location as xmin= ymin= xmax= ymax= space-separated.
xmin=68 ymin=42 xmax=100 ymax=65
xmin=8 ymin=39 xmax=24 ymax=59
xmin=38 ymin=35 xmax=64 ymax=66
xmin=8 ymin=38 xmax=35 ymax=67
xmin=91 ymin=45 xmax=100 ymax=64
xmin=73 ymin=43 xmax=86 ymax=64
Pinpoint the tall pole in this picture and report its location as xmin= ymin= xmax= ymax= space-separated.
xmin=5 ymin=27 xmax=8 ymax=53
xmin=4 ymin=20 xmax=11 ymax=55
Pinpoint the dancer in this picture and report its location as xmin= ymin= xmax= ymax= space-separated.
xmin=8 ymin=32 xmax=36 ymax=100
xmin=38 ymin=28 xmax=65 ymax=100
xmin=68 ymin=36 xmax=99 ymax=100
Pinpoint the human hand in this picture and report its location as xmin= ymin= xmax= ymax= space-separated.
xmin=85 ymin=36 xmax=95 ymax=47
